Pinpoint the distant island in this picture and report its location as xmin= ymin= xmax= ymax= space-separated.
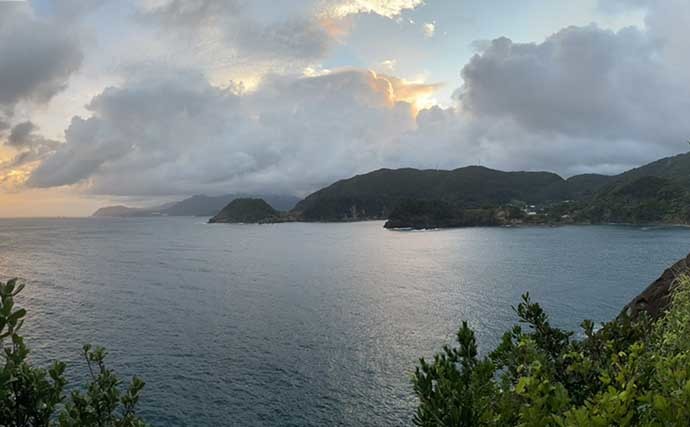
xmin=92 ymin=194 xmax=300 ymax=218
xmin=208 ymin=198 xmax=283 ymax=223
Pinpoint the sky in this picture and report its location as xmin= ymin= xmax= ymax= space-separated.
xmin=0 ymin=0 xmax=688 ymax=217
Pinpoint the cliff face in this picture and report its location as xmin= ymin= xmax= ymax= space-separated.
xmin=622 ymin=253 xmax=690 ymax=320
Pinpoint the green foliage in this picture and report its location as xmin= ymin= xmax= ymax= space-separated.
xmin=413 ymin=275 xmax=690 ymax=426
xmin=384 ymin=200 xmax=502 ymax=229
xmin=293 ymin=151 xmax=690 ymax=224
xmin=571 ymin=176 xmax=690 ymax=224
xmin=413 ymin=322 xmax=497 ymax=426
xmin=293 ymin=166 xmax=567 ymax=221
xmin=0 ymin=279 xmax=147 ymax=426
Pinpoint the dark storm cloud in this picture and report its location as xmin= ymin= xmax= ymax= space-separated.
xmin=0 ymin=121 xmax=60 ymax=176
xmin=8 ymin=121 xmax=37 ymax=147
xmin=141 ymin=0 xmax=331 ymax=64
xmin=0 ymin=3 xmax=83 ymax=116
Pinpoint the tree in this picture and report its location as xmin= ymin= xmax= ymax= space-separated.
xmin=413 ymin=276 xmax=690 ymax=426
xmin=0 ymin=278 xmax=147 ymax=426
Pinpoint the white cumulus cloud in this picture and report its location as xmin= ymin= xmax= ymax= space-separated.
xmin=28 ymin=69 xmax=431 ymax=196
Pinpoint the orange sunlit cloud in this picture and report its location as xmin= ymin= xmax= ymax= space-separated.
xmin=366 ymin=71 xmax=442 ymax=115
xmin=328 ymin=0 xmax=425 ymax=19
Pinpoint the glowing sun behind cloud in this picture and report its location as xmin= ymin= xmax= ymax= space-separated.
xmin=0 ymin=0 xmax=685 ymax=217
xmin=328 ymin=0 xmax=425 ymax=18
xmin=369 ymin=71 xmax=441 ymax=115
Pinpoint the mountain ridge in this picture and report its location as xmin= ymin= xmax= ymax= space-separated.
xmin=290 ymin=151 xmax=690 ymax=224
xmin=291 ymin=166 xmax=567 ymax=221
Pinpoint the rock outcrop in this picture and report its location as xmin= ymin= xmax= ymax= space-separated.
xmin=208 ymin=198 xmax=280 ymax=223
xmin=621 ymin=252 xmax=690 ymax=320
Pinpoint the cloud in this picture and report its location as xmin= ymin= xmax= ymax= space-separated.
xmin=327 ymin=0 xmax=424 ymax=18
xmin=0 ymin=1 xmax=83 ymax=193
xmin=8 ymin=121 xmax=37 ymax=147
xmin=5 ymin=121 xmax=58 ymax=150
xmin=139 ymin=0 xmax=426 ymax=76
xmin=0 ymin=121 xmax=60 ymax=191
xmin=144 ymin=0 xmax=330 ymax=60
xmin=390 ymin=18 xmax=690 ymax=178
xmin=28 ymin=69 xmax=434 ymax=196
xmin=27 ymin=13 xmax=690 ymax=197
xmin=29 ymin=0 xmax=107 ymax=21
xmin=11 ymin=0 xmax=690 ymax=203
xmin=0 ymin=3 xmax=83 ymax=119
xmin=394 ymin=108 xmax=664 ymax=178
xmin=378 ymin=59 xmax=397 ymax=72
xmin=456 ymin=24 xmax=690 ymax=146
xmin=422 ymin=22 xmax=435 ymax=38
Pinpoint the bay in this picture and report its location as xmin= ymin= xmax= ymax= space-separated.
xmin=1 ymin=218 xmax=689 ymax=426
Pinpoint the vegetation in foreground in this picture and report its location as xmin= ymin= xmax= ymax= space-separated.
xmin=413 ymin=274 xmax=690 ymax=426
xmin=3 ymin=265 xmax=689 ymax=426
xmin=0 ymin=279 xmax=147 ymax=427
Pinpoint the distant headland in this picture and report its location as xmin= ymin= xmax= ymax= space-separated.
xmin=92 ymin=151 xmax=690 ymax=229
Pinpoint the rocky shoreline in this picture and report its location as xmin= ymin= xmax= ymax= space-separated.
xmin=622 ymin=252 xmax=690 ymax=320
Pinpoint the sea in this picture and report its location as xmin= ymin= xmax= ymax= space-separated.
xmin=1 ymin=218 xmax=689 ymax=426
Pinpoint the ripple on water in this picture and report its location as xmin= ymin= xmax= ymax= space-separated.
xmin=1 ymin=218 xmax=689 ymax=426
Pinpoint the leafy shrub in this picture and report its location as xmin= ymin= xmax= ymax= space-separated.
xmin=0 ymin=279 xmax=147 ymax=426
xmin=414 ymin=276 xmax=690 ymax=426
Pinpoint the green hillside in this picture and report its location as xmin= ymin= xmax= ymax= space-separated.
xmin=292 ymin=166 xmax=566 ymax=221
xmin=617 ymin=151 xmax=690 ymax=185
xmin=571 ymin=176 xmax=690 ymax=224
xmin=290 ymin=151 xmax=690 ymax=224
xmin=562 ymin=173 xmax=615 ymax=199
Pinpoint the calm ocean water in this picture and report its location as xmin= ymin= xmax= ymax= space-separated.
xmin=1 ymin=218 xmax=689 ymax=426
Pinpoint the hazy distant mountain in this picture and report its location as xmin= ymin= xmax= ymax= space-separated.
xmin=91 ymin=202 xmax=175 ymax=217
xmin=93 ymin=194 xmax=300 ymax=217
xmin=92 ymin=205 xmax=146 ymax=217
